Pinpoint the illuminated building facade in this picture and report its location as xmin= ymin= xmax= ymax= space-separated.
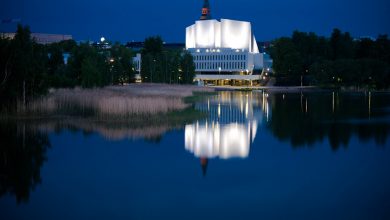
xmin=186 ymin=0 xmax=271 ymax=86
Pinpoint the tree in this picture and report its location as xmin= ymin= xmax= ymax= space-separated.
xmin=143 ymin=36 xmax=163 ymax=55
xmin=67 ymin=43 xmax=108 ymax=88
xmin=141 ymin=36 xmax=164 ymax=83
xmin=0 ymin=37 xmax=13 ymax=96
xmin=271 ymin=37 xmax=303 ymax=77
xmin=109 ymin=43 xmax=134 ymax=85
xmin=0 ymin=24 xmax=49 ymax=109
xmin=330 ymin=28 xmax=354 ymax=60
xmin=180 ymin=51 xmax=195 ymax=84
xmin=309 ymin=60 xmax=335 ymax=84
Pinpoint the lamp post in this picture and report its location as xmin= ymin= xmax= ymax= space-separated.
xmin=218 ymin=67 xmax=221 ymax=86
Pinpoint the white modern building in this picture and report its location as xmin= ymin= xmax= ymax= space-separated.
xmin=186 ymin=0 xmax=271 ymax=86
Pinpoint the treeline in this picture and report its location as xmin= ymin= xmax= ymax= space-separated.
xmin=0 ymin=25 xmax=196 ymax=111
xmin=141 ymin=36 xmax=195 ymax=84
xmin=0 ymin=25 xmax=135 ymax=110
xmin=270 ymin=29 xmax=390 ymax=89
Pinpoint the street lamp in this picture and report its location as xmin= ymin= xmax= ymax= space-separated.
xmin=218 ymin=67 xmax=221 ymax=75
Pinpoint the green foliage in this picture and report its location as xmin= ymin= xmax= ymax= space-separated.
xmin=180 ymin=51 xmax=196 ymax=84
xmin=270 ymin=29 xmax=390 ymax=89
xmin=143 ymin=36 xmax=163 ymax=55
xmin=271 ymin=37 xmax=303 ymax=76
xmin=141 ymin=36 xmax=162 ymax=83
xmin=67 ymin=43 xmax=109 ymax=88
xmin=0 ymin=24 xmax=50 ymax=109
xmin=141 ymin=36 xmax=195 ymax=84
xmin=81 ymin=57 xmax=103 ymax=88
xmin=0 ymin=24 xmax=138 ymax=112
xmin=330 ymin=28 xmax=354 ymax=60
xmin=109 ymin=43 xmax=134 ymax=84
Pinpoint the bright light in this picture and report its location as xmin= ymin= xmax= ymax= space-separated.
xmin=186 ymin=19 xmax=256 ymax=52
xmin=100 ymin=37 xmax=105 ymax=42
xmin=221 ymin=19 xmax=251 ymax=50
xmin=195 ymin=20 xmax=218 ymax=48
xmin=184 ymin=122 xmax=251 ymax=159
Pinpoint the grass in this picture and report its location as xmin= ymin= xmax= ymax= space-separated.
xmin=15 ymin=84 xmax=214 ymax=119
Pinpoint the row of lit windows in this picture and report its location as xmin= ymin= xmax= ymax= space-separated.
xmin=196 ymin=62 xmax=246 ymax=70
xmin=193 ymin=54 xmax=246 ymax=61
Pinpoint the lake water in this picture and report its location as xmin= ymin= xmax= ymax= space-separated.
xmin=1 ymin=91 xmax=390 ymax=219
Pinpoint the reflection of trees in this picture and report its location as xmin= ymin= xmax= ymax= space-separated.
xmin=0 ymin=120 xmax=50 ymax=203
xmin=38 ymin=119 xmax=173 ymax=141
xmin=267 ymin=92 xmax=390 ymax=150
xmin=36 ymin=108 xmax=205 ymax=142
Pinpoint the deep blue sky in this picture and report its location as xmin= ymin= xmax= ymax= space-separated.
xmin=1 ymin=0 xmax=389 ymax=42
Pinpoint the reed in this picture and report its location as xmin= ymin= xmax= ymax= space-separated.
xmin=21 ymin=84 xmax=214 ymax=118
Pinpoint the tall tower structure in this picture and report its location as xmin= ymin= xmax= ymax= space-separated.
xmin=200 ymin=0 xmax=211 ymax=20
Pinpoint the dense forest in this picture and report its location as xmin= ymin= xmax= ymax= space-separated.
xmin=0 ymin=25 xmax=196 ymax=111
xmin=270 ymin=29 xmax=390 ymax=89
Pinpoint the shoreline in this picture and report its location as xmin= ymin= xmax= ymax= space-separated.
xmin=210 ymin=85 xmax=390 ymax=93
xmin=1 ymin=84 xmax=215 ymax=119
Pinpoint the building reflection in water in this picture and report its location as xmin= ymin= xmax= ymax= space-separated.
xmin=185 ymin=91 xmax=269 ymax=175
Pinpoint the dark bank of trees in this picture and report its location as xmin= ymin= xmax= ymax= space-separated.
xmin=0 ymin=25 xmax=196 ymax=112
xmin=0 ymin=25 xmax=136 ymax=111
xmin=270 ymin=29 xmax=390 ymax=89
xmin=141 ymin=36 xmax=195 ymax=84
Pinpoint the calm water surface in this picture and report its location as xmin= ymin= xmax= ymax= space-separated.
xmin=1 ymin=91 xmax=390 ymax=219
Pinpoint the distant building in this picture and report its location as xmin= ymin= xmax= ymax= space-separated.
xmin=132 ymin=53 xmax=142 ymax=83
xmin=186 ymin=0 xmax=272 ymax=86
xmin=126 ymin=42 xmax=185 ymax=51
xmin=0 ymin=32 xmax=72 ymax=44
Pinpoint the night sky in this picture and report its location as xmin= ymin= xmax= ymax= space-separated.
xmin=1 ymin=0 xmax=389 ymax=43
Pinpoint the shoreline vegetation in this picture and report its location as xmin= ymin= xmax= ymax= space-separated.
xmin=2 ymin=84 xmax=215 ymax=119
xmin=270 ymin=29 xmax=390 ymax=89
xmin=1 ymin=84 xmax=215 ymax=140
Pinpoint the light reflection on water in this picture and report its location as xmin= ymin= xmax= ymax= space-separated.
xmin=1 ymin=91 xmax=390 ymax=219
xmin=185 ymin=92 xmax=264 ymax=161
xmin=184 ymin=90 xmax=390 ymax=169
